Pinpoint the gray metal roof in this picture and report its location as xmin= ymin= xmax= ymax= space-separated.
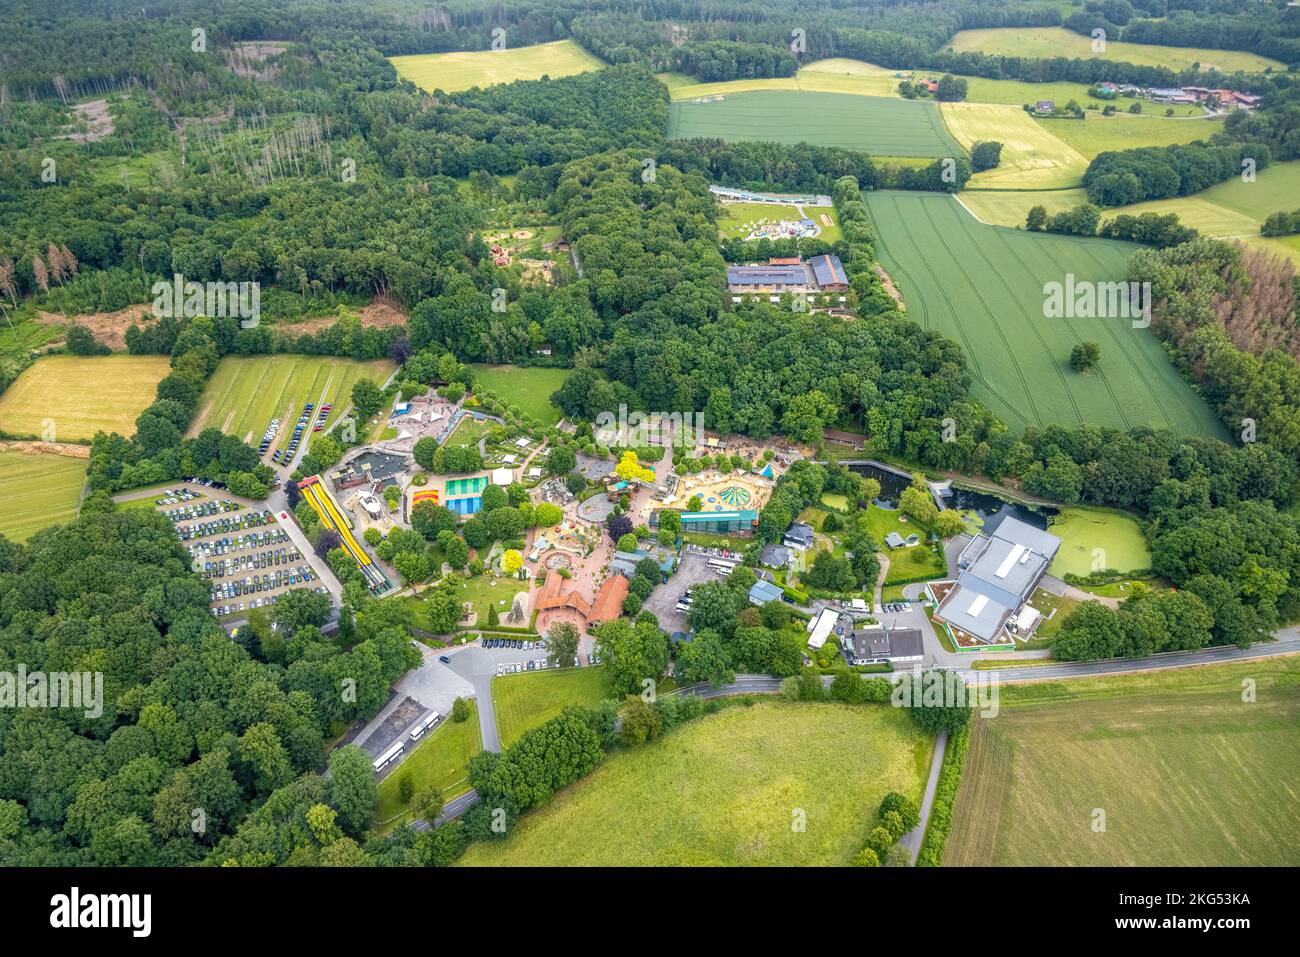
xmin=986 ymin=514 xmax=1061 ymax=560
xmin=962 ymin=536 xmax=1048 ymax=606
xmin=936 ymin=584 xmax=1014 ymax=642
xmin=749 ymin=580 xmax=784 ymax=604
xmin=888 ymin=627 xmax=925 ymax=659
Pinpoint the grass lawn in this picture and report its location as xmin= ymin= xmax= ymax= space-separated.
xmin=948 ymin=27 xmax=1284 ymax=73
xmin=1039 ymin=113 xmax=1224 ymax=160
xmin=0 ymin=451 xmax=87 ymax=542
xmin=373 ymin=703 xmax=481 ymax=832
xmin=864 ymin=190 xmax=1226 ymax=437
xmin=1023 ymin=586 xmax=1081 ymax=641
xmin=457 ymin=573 xmax=530 ymax=624
xmin=1047 ymin=506 xmax=1151 ymax=578
xmin=944 ymin=657 xmax=1300 ymax=865
xmin=1075 ymin=577 xmax=1170 ymax=600
xmin=0 ymin=355 xmax=171 ymax=441
xmin=190 ymin=355 xmax=394 ymax=444
xmin=716 ymin=201 xmax=843 ymax=244
xmin=660 ymin=58 xmax=902 ymax=102
xmin=468 ymin=364 xmax=572 ymax=426
xmin=493 ymin=666 xmax=615 ymax=748
xmin=459 ymin=700 xmax=933 ymax=865
xmin=388 ymin=40 xmax=604 ymax=94
xmin=884 ymin=541 xmax=946 ymax=584
xmin=668 ymin=90 xmax=962 ymax=159
xmin=444 ymin=413 xmax=500 ymax=451
xmin=942 ymin=102 xmax=1088 ymax=190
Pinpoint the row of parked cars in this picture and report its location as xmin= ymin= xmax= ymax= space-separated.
xmin=174 ymin=509 xmax=276 ymax=542
xmin=210 ymin=566 xmax=316 ymax=601
xmin=214 ymin=584 xmax=328 ymax=618
xmin=164 ymin=499 xmax=241 ymax=523
xmin=154 ymin=487 xmax=201 ymax=506
xmin=482 ymin=638 xmax=540 ymax=650
xmin=202 ymin=546 xmax=304 ymax=579
xmin=881 ymin=602 xmax=911 ymax=614
xmin=188 ymin=529 xmax=288 ymax=557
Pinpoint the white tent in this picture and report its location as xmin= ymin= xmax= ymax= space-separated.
xmin=491 ymin=467 xmax=513 ymax=486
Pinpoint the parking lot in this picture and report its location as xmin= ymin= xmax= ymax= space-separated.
xmin=158 ymin=488 xmax=327 ymax=618
xmin=641 ymin=550 xmax=735 ymax=634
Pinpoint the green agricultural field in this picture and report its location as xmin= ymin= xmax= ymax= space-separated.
xmin=389 ymin=39 xmax=604 ymax=94
xmin=468 ymin=364 xmax=572 ymax=426
xmin=1047 ymin=506 xmax=1152 ymax=578
xmin=189 ymin=355 xmax=394 ymax=445
xmin=1037 ymin=113 xmax=1224 ymax=160
xmin=667 ymin=90 xmax=962 ymax=158
xmin=493 ymin=666 xmax=615 ymax=748
xmin=660 ymin=58 xmax=902 ymax=102
xmin=1080 ymin=161 xmax=1300 ymax=268
xmin=944 ymin=658 xmax=1300 ymax=865
xmin=716 ymin=201 xmax=842 ymax=244
xmin=958 ymin=189 xmax=1091 ymax=228
xmin=0 ymin=451 xmax=87 ymax=542
xmin=0 ymin=355 xmax=172 ymax=441
xmin=864 ymin=190 xmax=1226 ymax=437
xmin=373 ymin=703 xmax=481 ymax=831
xmin=948 ymin=27 xmax=1284 ymax=73
xmin=942 ymin=102 xmax=1089 ymax=189
xmin=459 ymin=700 xmax=933 ymax=866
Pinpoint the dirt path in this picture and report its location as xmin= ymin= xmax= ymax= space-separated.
xmin=0 ymin=440 xmax=90 ymax=459
xmin=874 ymin=264 xmax=904 ymax=307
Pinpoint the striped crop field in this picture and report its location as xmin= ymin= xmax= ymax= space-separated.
xmin=667 ymin=90 xmax=962 ymax=158
xmin=864 ymin=190 xmax=1226 ymax=436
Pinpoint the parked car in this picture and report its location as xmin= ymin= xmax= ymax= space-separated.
xmin=438 ymin=655 xmax=451 ymax=664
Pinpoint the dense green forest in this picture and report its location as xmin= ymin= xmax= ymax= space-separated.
xmin=2 ymin=0 xmax=1299 ymax=868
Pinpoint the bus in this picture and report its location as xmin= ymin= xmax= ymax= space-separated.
xmin=409 ymin=712 xmax=440 ymax=741
xmin=707 ymin=558 xmax=737 ymax=571
xmin=373 ymin=741 xmax=404 ymax=772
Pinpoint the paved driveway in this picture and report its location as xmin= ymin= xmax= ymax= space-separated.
xmin=642 ymin=551 xmax=725 ymax=633
xmin=445 ymin=639 xmax=569 ymax=753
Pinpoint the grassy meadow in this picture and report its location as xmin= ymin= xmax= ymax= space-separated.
xmin=944 ymin=658 xmax=1300 ymax=866
xmin=0 ymin=355 xmax=171 ymax=441
xmin=459 ymin=701 xmax=933 ymax=866
xmin=389 ymin=40 xmax=604 ymax=94
xmin=0 ymin=450 xmax=87 ymax=542
xmin=667 ymin=90 xmax=962 ymax=158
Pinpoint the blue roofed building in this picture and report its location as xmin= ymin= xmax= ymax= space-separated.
xmin=809 ymin=254 xmax=848 ymax=291
xmin=749 ymin=579 xmax=785 ymax=606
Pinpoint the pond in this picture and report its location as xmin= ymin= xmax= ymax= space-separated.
xmin=847 ymin=461 xmax=1057 ymax=530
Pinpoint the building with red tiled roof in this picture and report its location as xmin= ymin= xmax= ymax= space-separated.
xmin=589 ymin=575 xmax=629 ymax=624
xmin=536 ymin=570 xmax=592 ymax=618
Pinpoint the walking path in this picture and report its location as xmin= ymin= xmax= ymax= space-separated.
xmin=899 ymin=730 xmax=946 ymax=864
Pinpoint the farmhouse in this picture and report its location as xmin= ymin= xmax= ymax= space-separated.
xmin=931 ymin=515 xmax=1060 ymax=645
xmin=726 ymin=255 xmax=848 ymax=294
xmin=1034 ymin=100 xmax=1055 ymax=114
xmin=844 ymin=625 xmax=925 ymax=666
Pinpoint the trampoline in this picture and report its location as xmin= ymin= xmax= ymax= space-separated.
xmin=717 ymin=485 xmax=753 ymax=507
